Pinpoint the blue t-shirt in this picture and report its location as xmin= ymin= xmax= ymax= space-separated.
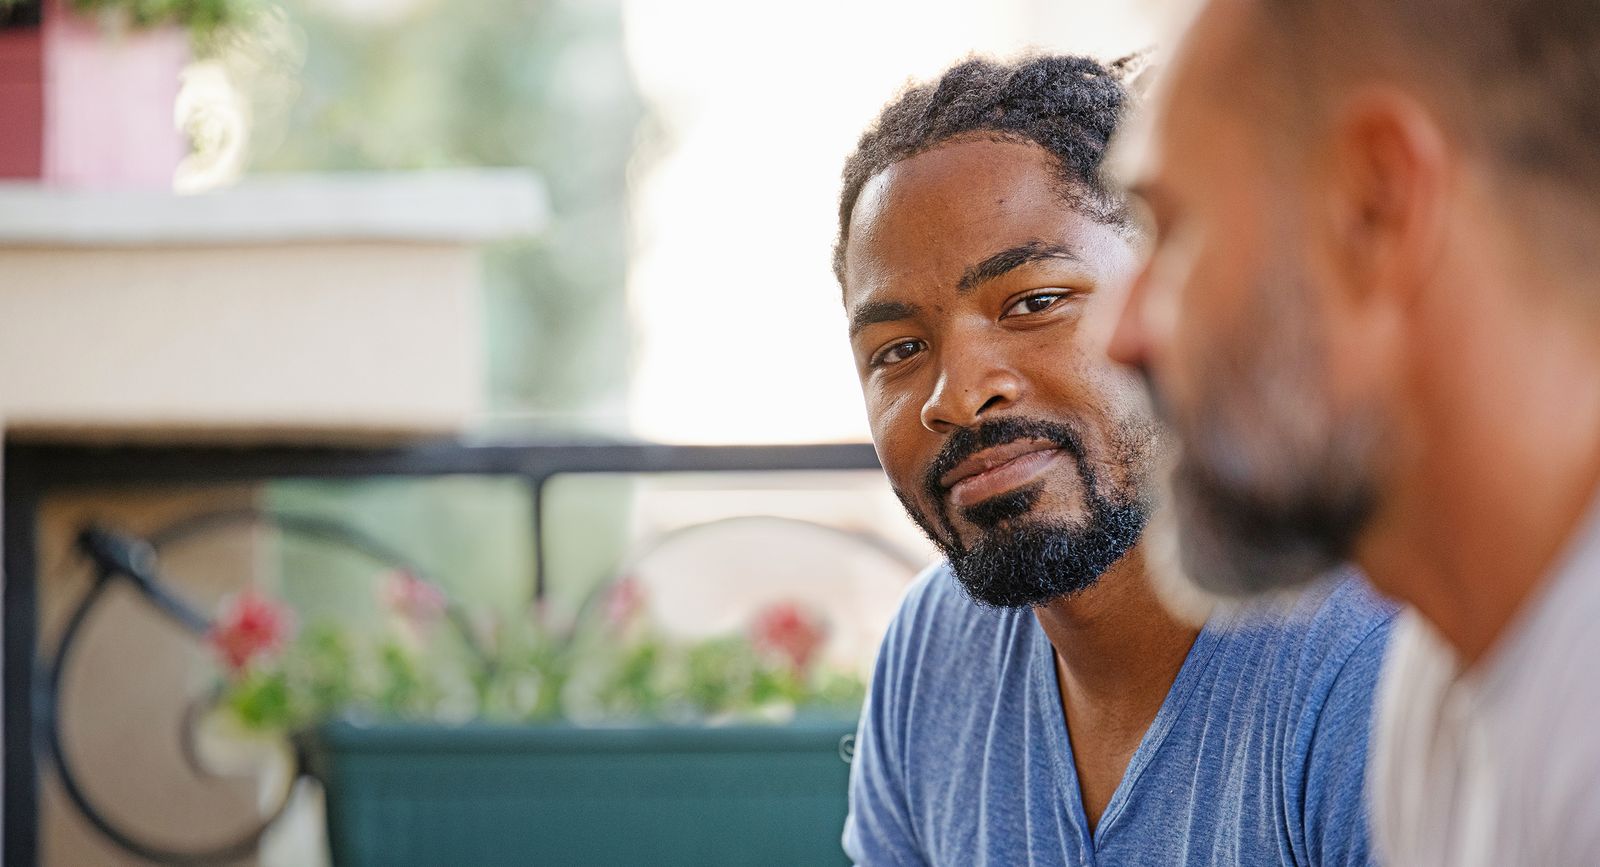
xmin=843 ymin=565 xmax=1395 ymax=866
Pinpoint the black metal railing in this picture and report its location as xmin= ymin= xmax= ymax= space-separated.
xmin=3 ymin=439 xmax=883 ymax=865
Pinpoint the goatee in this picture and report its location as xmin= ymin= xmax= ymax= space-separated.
xmin=899 ymin=417 xmax=1149 ymax=609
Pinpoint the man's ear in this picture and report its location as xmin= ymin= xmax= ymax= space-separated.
xmin=1320 ymin=90 xmax=1452 ymax=310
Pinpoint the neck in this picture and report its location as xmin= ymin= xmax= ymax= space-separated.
xmin=1033 ymin=546 xmax=1202 ymax=726
xmin=1360 ymin=287 xmax=1600 ymax=667
xmin=1031 ymin=544 xmax=1204 ymax=832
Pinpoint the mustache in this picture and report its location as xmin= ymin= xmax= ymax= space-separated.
xmin=921 ymin=417 xmax=1087 ymax=505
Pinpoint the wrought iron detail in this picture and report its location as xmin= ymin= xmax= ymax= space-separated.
xmin=49 ymin=511 xmax=458 ymax=865
xmin=3 ymin=439 xmax=884 ymax=866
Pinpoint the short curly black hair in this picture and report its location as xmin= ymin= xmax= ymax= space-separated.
xmin=833 ymin=53 xmax=1145 ymax=286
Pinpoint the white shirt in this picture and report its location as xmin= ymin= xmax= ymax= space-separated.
xmin=1371 ymin=494 xmax=1600 ymax=866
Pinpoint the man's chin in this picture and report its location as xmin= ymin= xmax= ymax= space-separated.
xmin=1166 ymin=461 xmax=1365 ymax=598
xmin=956 ymin=486 xmax=1044 ymax=527
xmin=949 ymin=543 xmax=1097 ymax=609
xmin=1169 ymin=514 xmax=1333 ymax=599
xmin=945 ymin=507 xmax=1145 ymax=609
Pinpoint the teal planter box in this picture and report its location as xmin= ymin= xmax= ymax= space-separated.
xmin=302 ymin=719 xmax=858 ymax=867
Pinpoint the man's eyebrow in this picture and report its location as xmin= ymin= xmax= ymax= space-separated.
xmin=956 ymin=241 xmax=1080 ymax=294
xmin=848 ymin=299 xmax=921 ymax=339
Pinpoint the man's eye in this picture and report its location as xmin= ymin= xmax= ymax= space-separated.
xmin=1003 ymin=292 xmax=1067 ymax=318
xmin=872 ymin=339 xmax=925 ymax=367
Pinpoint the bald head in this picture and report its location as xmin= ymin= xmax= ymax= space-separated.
xmin=1111 ymin=0 xmax=1600 ymax=599
xmin=1254 ymin=0 xmax=1600 ymax=202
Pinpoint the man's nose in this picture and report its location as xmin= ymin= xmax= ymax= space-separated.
xmin=920 ymin=346 xmax=1021 ymax=434
xmin=1109 ymin=259 xmax=1155 ymax=370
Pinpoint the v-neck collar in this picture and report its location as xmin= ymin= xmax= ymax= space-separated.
xmin=1032 ymin=611 xmax=1226 ymax=856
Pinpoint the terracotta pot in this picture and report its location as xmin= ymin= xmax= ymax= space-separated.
xmin=0 ymin=0 xmax=187 ymax=188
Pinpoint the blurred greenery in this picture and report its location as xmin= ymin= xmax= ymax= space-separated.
xmin=0 ymin=0 xmax=260 ymax=46
xmin=242 ymin=0 xmax=642 ymax=421
xmin=217 ymin=579 xmax=865 ymax=732
xmin=264 ymin=475 xmax=636 ymax=617
xmin=72 ymin=0 xmax=259 ymax=43
xmin=265 ymin=477 xmax=537 ymax=614
xmin=538 ymin=473 xmax=636 ymax=610
xmin=234 ymin=0 xmax=644 ymax=606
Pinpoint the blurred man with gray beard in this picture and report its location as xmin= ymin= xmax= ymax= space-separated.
xmin=1115 ymin=1 xmax=1600 ymax=863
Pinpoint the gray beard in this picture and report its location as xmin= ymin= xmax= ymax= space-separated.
xmin=1158 ymin=263 xmax=1382 ymax=597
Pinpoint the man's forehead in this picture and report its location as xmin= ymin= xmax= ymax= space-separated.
xmin=851 ymin=138 xmax=1064 ymax=223
xmin=845 ymin=139 xmax=1076 ymax=278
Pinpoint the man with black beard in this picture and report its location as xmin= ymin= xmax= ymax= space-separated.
xmin=837 ymin=54 xmax=1394 ymax=866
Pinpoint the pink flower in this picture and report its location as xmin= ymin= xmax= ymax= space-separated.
xmin=603 ymin=576 xmax=646 ymax=628
xmin=209 ymin=588 xmax=295 ymax=674
xmin=750 ymin=601 xmax=828 ymax=674
xmin=380 ymin=570 xmax=448 ymax=626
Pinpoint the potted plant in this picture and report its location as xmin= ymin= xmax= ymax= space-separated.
xmin=205 ymin=572 xmax=866 ymax=867
xmin=0 ymin=0 xmax=254 ymax=186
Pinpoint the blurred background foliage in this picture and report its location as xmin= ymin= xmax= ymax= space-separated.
xmin=221 ymin=0 xmax=644 ymax=609
xmin=264 ymin=475 xmax=634 ymax=614
xmin=239 ymin=0 xmax=642 ymax=425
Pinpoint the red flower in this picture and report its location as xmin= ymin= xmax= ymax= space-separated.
xmin=603 ymin=576 xmax=646 ymax=628
xmin=750 ymin=601 xmax=828 ymax=674
xmin=380 ymin=570 xmax=448 ymax=626
xmin=209 ymin=588 xmax=295 ymax=674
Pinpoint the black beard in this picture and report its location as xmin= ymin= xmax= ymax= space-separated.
xmin=895 ymin=417 xmax=1149 ymax=609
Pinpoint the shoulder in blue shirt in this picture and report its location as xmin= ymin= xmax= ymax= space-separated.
xmin=843 ymin=564 xmax=1395 ymax=866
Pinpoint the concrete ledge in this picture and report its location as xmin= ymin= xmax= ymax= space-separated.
xmin=0 ymin=170 xmax=547 ymax=442
xmin=0 ymin=243 xmax=487 ymax=441
xmin=0 ymin=169 xmax=549 ymax=246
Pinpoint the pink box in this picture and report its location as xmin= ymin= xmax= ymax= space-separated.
xmin=0 ymin=0 xmax=187 ymax=188
xmin=0 ymin=25 xmax=45 ymax=177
